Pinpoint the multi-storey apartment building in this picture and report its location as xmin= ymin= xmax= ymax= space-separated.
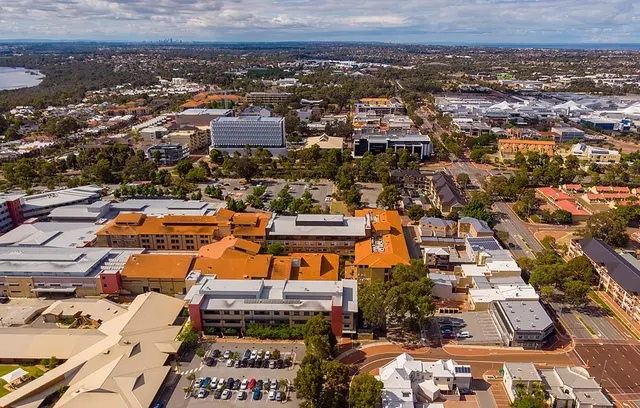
xmin=427 ymin=172 xmax=466 ymax=215
xmin=246 ymin=92 xmax=292 ymax=105
xmin=186 ymin=275 xmax=358 ymax=337
xmin=498 ymin=139 xmax=557 ymax=161
xmin=210 ymin=116 xmax=286 ymax=153
xmin=569 ymin=238 xmax=640 ymax=324
xmin=353 ymin=134 xmax=433 ymax=161
xmin=95 ymin=210 xmax=270 ymax=250
xmin=265 ymin=214 xmax=370 ymax=256
xmin=354 ymin=98 xmax=406 ymax=116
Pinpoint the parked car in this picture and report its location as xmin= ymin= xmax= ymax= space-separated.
xmin=264 ymin=350 xmax=271 ymax=360
xmin=270 ymin=379 xmax=278 ymax=390
xmin=250 ymin=349 xmax=258 ymax=359
xmin=223 ymin=350 xmax=231 ymax=359
xmin=212 ymin=349 xmax=220 ymax=358
xmin=253 ymin=389 xmax=261 ymax=400
xmin=268 ymin=390 xmax=276 ymax=400
xmin=456 ymin=331 xmax=471 ymax=338
xmin=241 ymin=358 xmax=248 ymax=368
xmin=262 ymin=359 xmax=270 ymax=368
xmin=276 ymin=359 xmax=284 ymax=369
xmin=226 ymin=378 xmax=234 ymax=389
xmin=240 ymin=379 xmax=249 ymax=390
xmin=443 ymin=332 xmax=455 ymax=339
xmin=234 ymin=360 xmax=241 ymax=368
xmin=438 ymin=318 xmax=452 ymax=325
xmin=205 ymin=357 xmax=215 ymax=367
xmin=213 ymin=390 xmax=222 ymax=399
xmin=256 ymin=380 xmax=263 ymax=390
xmin=440 ymin=328 xmax=452 ymax=334
xmin=248 ymin=378 xmax=256 ymax=389
xmin=217 ymin=378 xmax=226 ymax=389
xmin=284 ymin=359 xmax=291 ymax=368
xmin=255 ymin=357 xmax=263 ymax=367
xmin=233 ymin=379 xmax=241 ymax=390
xmin=221 ymin=389 xmax=231 ymax=400
xmin=460 ymin=388 xmax=474 ymax=395
xmin=211 ymin=377 xmax=218 ymax=387
xmin=276 ymin=391 xmax=283 ymax=401
xmin=195 ymin=377 xmax=204 ymax=387
xmin=197 ymin=389 xmax=208 ymax=399
xmin=452 ymin=321 xmax=466 ymax=328
xmin=237 ymin=391 xmax=247 ymax=400
xmin=269 ymin=360 xmax=276 ymax=369
xmin=201 ymin=377 xmax=211 ymax=388
xmin=248 ymin=358 xmax=256 ymax=368
xmin=226 ymin=359 xmax=234 ymax=367
xmin=243 ymin=349 xmax=251 ymax=359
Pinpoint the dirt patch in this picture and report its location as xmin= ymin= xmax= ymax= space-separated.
xmin=533 ymin=230 xmax=576 ymax=248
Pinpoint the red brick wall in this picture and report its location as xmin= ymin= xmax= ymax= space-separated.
xmin=99 ymin=272 xmax=121 ymax=295
xmin=189 ymin=302 xmax=204 ymax=331
xmin=331 ymin=305 xmax=342 ymax=337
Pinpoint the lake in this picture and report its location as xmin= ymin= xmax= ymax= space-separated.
xmin=0 ymin=67 xmax=45 ymax=91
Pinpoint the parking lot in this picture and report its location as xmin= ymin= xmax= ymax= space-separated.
xmin=200 ymin=179 xmax=334 ymax=210
xmin=164 ymin=343 xmax=304 ymax=408
xmin=436 ymin=312 xmax=503 ymax=345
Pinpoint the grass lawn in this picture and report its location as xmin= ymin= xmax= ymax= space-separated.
xmin=0 ymin=365 xmax=45 ymax=398
xmin=330 ymin=200 xmax=349 ymax=216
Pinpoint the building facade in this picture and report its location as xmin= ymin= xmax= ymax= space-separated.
xmin=498 ymin=139 xmax=556 ymax=160
xmin=147 ymin=143 xmax=189 ymax=165
xmin=353 ymin=134 xmax=433 ymax=161
xmin=427 ymin=172 xmax=466 ymax=215
xmin=210 ymin=116 xmax=286 ymax=150
xmin=176 ymin=108 xmax=233 ymax=127
xmin=265 ymin=214 xmax=369 ymax=256
xmin=569 ymin=238 xmax=640 ymax=324
xmin=246 ymin=92 xmax=292 ymax=105
xmin=186 ymin=276 xmax=357 ymax=337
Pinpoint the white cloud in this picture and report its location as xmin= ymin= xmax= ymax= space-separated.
xmin=0 ymin=0 xmax=638 ymax=43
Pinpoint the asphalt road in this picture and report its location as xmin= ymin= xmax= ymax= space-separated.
xmin=576 ymin=343 xmax=640 ymax=398
xmin=494 ymin=201 xmax=544 ymax=259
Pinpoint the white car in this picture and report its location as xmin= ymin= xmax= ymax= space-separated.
xmin=456 ymin=331 xmax=470 ymax=339
xmin=195 ymin=377 xmax=204 ymax=387
xmin=264 ymin=350 xmax=271 ymax=360
xmin=226 ymin=359 xmax=234 ymax=367
xmin=237 ymin=391 xmax=247 ymax=400
xmin=223 ymin=350 xmax=231 ymax=359
xmin=221 ymin=390 xmax=231 ymax=400
xmin=197 ymin=389 xmax=208 ymax=399
xmin=268 ymin=390 xmax=276 ymax=400
xmin=270 ymin=379 xmax=278 ymax=390
xmin=240 ymin=379 xmax=249 ymax=390
xmin=250 ymin=349 xmax=258 ymax=359
xmin=217 ymin=378 xmax=226 ymax=390
xmin=211 ymin=377 xmax=218 ymax=387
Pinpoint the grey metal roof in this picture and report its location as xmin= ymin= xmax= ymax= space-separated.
xmin=266 ymin=214 xmax=368 ymax=237
xmin=431 ymin=172 xmax=466 ymax=208
xmin=498 ymin=300 xmax=554 ymax=332
xmin=578 ymin=238 xmax=640 ymax=293
xmin=504 ymin=362 xmax=541 ymax=382
xmin=459 ymin=217 xmax=492 ymax=234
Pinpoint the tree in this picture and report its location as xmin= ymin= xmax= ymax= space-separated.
xmin=456 ymin=173 xmax=470 ymax=190
xmin=407 ymin=206 xmax=425 ymax=222
xmin=344 ymin=186 xmax=362 ymax=208
xmin=48 ymin=356 xmax=59 ymax=370
xmin=376 ymin=185 xmax=401 ymax=209
xmin=349 ymin=373 xmax=384 ymax=408
xmin=462 ymin=198 xmax=494 ymax=225
xmin=175 ymin=159 xmax=193 ymax=177
xmin=267 ymin=242 xmax=286 ymax=256
xmin=539 ymin=285 xmax=554 ymax=303
xmin=511 ymin=394 xmax=546 ymax=408
xmin=234 ymin=156 xmax=259 ymax=182
xmin=185 ymin=167 xmax=207 ymax=183
xmin=358 ymin=281 xmax=387 ymax=330
xmin=552 ymin=209 xmax=573 ymax=225
xmin=195 ymin=347 xmax=205 ymax=358
xmin=294 ymin=355 xmax=325 ymax=408
xmin=580 ymin=211 xmax=629 ymax=247
xmin=563 ymin=280 xmax=591 ymax=306
xmin=303 ymin=314 xmax=337 ymax=357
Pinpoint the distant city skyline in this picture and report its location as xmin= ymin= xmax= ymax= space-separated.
xmin=0 ymin=0 xmax=639 ymax=45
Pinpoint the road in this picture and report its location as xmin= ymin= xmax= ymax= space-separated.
xmin=494 ymin=201 xmax=544 ymax=259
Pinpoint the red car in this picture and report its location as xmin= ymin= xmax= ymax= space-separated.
xmin=443 ymin=332 xmax=455 ymax=339
xmin=248 ymin=378 xmax=256 ymax=389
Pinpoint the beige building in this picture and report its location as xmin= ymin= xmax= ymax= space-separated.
xmin=498 ymin=139 xmax=556 ymax=160
xmin=165 ymin=128 xmax=210 ymax=152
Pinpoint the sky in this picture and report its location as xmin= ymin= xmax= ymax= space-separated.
xmin=0 ymin=0 xmax=639 ymax=44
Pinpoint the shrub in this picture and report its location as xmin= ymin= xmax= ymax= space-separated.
xmin=203 ymin=327 xmax=217 ymax=335
xmin=244 ymin=324 xmax=304 ymax=340
xmin=223 ymin=328 xmax=237 ymax=336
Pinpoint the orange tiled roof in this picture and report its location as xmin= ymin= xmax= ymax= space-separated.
xmin=564 ymin=184 xmax=583 ymax=190
xmin=537 ymin=187 xmax=573 ymax=201
xmin=290 ymin=253 xmax=339 ymax=281
xmin=353 ymin=209 xmax=410 ymax=269
xmin=96 ymin=211 xmax=267 ymax=237
xmin=593 ymin=186 xmax=630 ymax=193
xmin=121 ymin=254 xmax=194 ymax=279
xmin=554 ymin=200 xmax=591 ymax=216
xmin=198 ymin=236 xmax=260 ymax=258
